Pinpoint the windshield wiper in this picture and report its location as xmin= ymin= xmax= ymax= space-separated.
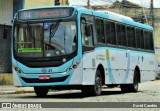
xmin=49 ymin=21 xmax=60 ymax=44
xmin=27 ymin=23 xmax=36 ymax=48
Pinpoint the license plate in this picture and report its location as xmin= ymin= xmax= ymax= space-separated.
xmin=39 ymin=75 xmax=50 ymax=80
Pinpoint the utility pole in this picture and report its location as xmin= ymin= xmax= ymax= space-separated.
xmin=140 ymin=0 xmax=148 ymax=24
xmin=150 ymin=0 xmax=154 ymax=27
xmin=87 ymin=0 xmax=90 ymax=9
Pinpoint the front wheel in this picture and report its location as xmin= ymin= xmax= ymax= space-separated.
xmin=34 ymin=86 xmax=49 ymax=97
xmin=81 ymin=70 xmax=102 ymax=96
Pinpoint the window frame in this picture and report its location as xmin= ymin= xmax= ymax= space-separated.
xmin=93 ymin=16 xmax=154 ymax=52
xmin=80 ymin=14 xmax=95 ymax=52
xmin=126 ymin=25 xmax=136 ymax=50
xmin=135 ymin=28 xmax=145 ymax=51
xmin=104 ymin=19 xmax=117 ymax=47
xmin=95 ymin=17 xmax=106 ymax=45
xmin=116 ymin=23 xmax=127 ymax=48
xmin=144 ymin=30 xmax=154 ymax=52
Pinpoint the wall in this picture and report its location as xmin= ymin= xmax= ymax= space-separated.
xmin=24 ymin=0 xmax=69 ymax=8
xmin=24 ymin=0 xmax=54 ymax=8
xmin=0 ymin=0 xmax=13 ymax=73
xmin=0 ymin=25 xmax=12 ymax=73
xmin=0 ymin=0 xmax=13 ymax=25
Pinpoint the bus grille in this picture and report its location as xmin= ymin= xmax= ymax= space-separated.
xmin=21 ymin=75 xmax=69 ymax=83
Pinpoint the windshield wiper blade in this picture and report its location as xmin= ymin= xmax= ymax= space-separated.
xmin=49 ymin=21 xmax=60 ymax=44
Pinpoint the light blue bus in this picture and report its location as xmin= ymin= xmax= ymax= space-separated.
xmin=12 ymin=6 xmax=156 ymax=96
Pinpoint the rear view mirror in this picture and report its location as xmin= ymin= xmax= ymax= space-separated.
xmin=3 ymin=26 xmax=7 ymax=39
xmin=85 ymin=24 xmax=92 ymax=37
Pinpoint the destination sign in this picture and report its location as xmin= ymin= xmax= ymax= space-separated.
xmin=18 ymin=8 xmax=73 ymax=20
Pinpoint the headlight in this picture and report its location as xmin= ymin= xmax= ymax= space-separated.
xmin=67 ymin=61 xmax=80 ymax=72
xmin=12 ymin=65 xmax=24 ymax=74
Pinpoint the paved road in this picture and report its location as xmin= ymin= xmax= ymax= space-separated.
xmin=0 ymin=80 xmax=159 ymax=111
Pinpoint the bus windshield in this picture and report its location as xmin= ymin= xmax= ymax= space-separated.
xmin=14 ymin=21 xmax=77 ymax=58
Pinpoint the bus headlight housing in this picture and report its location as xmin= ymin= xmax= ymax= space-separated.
xmin=67 ymin=62 xmax=80 ymax=72
xmin=13 ymin=65 xmax=24 ymax=74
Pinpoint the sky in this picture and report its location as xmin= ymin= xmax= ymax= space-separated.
xmin=68 ymin=0 xmax=160 ymax=8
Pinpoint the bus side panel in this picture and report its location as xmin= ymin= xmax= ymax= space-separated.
xmin=116 ymin=49 xmax=129 ymax=83
xmin=129 ymin=51 xmax=156 ymax=83
xmin=107 ymin=49 xmax=118 ymax=84
xmin=140 ymin=52 xmax=156 ymax=82
xmin=82 ymin=49 xmax=108 ymax=85
xmin=129 ymin=51 xmax=139 ymax=83
xmin=82 ymin=69 xmax=96 ymax=85
xmin=114 ymin=49 xmax=138 ymax=84
xmin=82 ymin=51 xmax=96 ymax=85
xmin=69 ymin=60 xmax=83 ymax=85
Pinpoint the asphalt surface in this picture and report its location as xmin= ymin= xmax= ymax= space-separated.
xmin=0 ymin=80 xmax=159 ymax=111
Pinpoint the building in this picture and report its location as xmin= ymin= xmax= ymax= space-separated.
xmin=0 ymin=0 xmax=24 ymax=84
xmin=24 ymin=0 xmax=69 ymax=8
xmin=0 ymin=0 xmax=24 ymax=73
xmin=24 ymin=0 xmax=53 ymax=8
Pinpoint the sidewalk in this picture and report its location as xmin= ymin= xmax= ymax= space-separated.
xmin=0 ymin=85 xmax=34 ymax=94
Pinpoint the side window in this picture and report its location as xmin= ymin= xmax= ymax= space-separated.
xmin=144 ymin=31 xmax=154 ymax=51
xmin=127 ymin=27 xmax=136 ymax=48
xmin=95 ymin=18 xmax=105 ymax=44
xmin=81 ymin=15 xmax=93 ymax=47
xmin=136 ymin=29 xmax=144 ymax=49
xmin=116 ymin=24 xmax=126 ymax=46
xmin=149 ymin=32 xmax=154 ymax=50
xmin=105 ymin=21 xmax=116 ymax=45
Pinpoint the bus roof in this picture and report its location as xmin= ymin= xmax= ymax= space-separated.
xmin=18 ymin=6 xmax=153 ymax=31
xmin=75 ymin=7 xmax=153 ymax=31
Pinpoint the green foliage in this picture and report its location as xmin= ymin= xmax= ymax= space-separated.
xmin=66 ymin=0 xmax=69 ymax=5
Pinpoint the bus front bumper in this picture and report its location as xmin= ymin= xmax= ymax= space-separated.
xmin=13 ymin=71 xmax=74 ymax=87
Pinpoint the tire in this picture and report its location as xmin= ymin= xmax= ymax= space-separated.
xmin=34 ymin=86 xmax=49 ymax=97
xmin=121 ymin=70 xmax=139 ymax=92
xmin=81 ymin=70 xmax=102 ymax=96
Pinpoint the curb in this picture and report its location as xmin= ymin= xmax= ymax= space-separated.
xmin=0 ymin=91 xmax=16 ymax=95
xmin=0 ymin=87 xmax=34 ymax=95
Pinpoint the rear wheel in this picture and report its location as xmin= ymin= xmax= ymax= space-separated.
xmin=34 ymin=86 xmax=49 ymax=97
xmin=121 ymin=70 xmax=139 ymax=92
xmin=81 ymin=70 xmax=102 ymax=96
